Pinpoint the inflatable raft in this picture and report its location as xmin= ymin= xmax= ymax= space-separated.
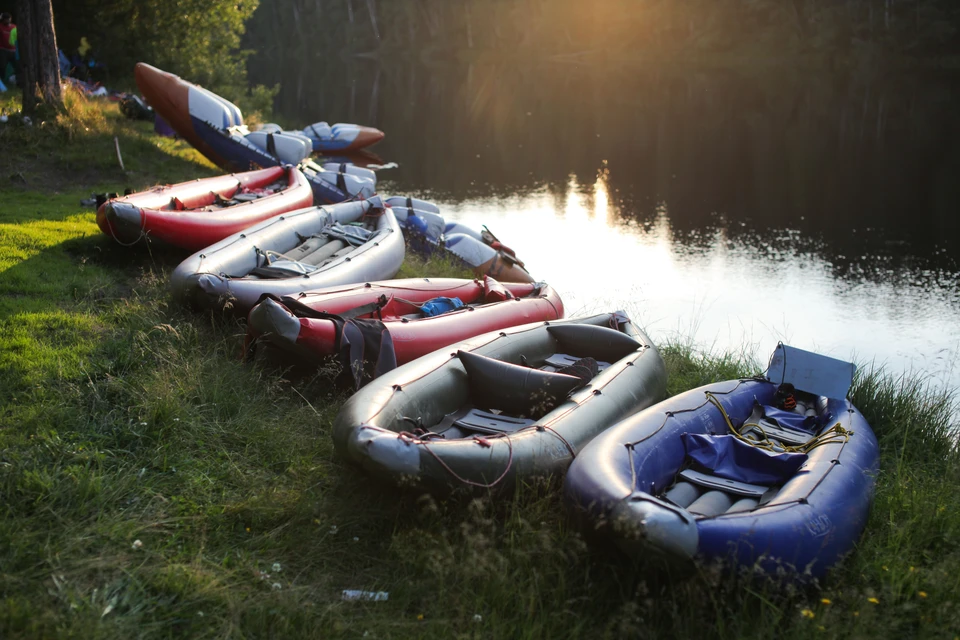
xmin=385 ymin=196 xmax=534 ymax=283
xmin=96 ymin=165 xmax=313 ymax=250
xmin=293 ymin=121 xmax=385 ymax=154
xmin=170 ymin=197 xmax=404 ymax=314
xmin=333 ymin=312 xmax=667 ymax=493
xmin=563 ymin=345 xmax=879 ymax=579
xmin=246 ymin=276 xmax=564 ymax=372
xmin=134 ymin=63 xmax=379 ymax=203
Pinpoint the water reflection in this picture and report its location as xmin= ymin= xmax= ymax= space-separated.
xmin=441 ymin=174 xmax=960 ymax=390
xmin=255 ymin=60 xmax=960 ymax=390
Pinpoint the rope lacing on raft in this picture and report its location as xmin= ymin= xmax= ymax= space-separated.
xmin=394 ymin=420 xmax=576 ymax=489
xmin=704 ymin=392 xmax=853 ymax=454
xmin=397 ymin=429 xmax=516 ymax=489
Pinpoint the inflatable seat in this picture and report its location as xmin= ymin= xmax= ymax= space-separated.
xmin=303 ymin=121 xmax=332 ymax=140
xmin=188 ymin=85 xmax=243 ymax=129
xmin=243 ymin=130 xmax=312 ymax=164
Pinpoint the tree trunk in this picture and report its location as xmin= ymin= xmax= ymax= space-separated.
xmin=17 ymin=0 xmax=62 ymax=115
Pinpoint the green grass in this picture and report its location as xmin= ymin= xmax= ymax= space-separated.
xmin=1 ymin=93 xmax=959 ymax=639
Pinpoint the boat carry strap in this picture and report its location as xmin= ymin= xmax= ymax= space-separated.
xmin=266 ymin=132 xmax=277 ymax=159
xmin=283 ymin=293 xmax=389 ymax=322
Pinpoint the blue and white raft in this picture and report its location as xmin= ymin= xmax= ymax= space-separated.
xmin=564 ymin=345 xmax=879 ymax=580
xmin=384 ymin=197 xmax=534 ymax=283
xmin=133 ymin=63 xmax=379 ymax=204
xmin=195 ymin=119 xmax=379 ymax=205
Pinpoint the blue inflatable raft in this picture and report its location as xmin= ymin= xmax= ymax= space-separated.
xmin=564 ymin=345 xmax=879 ymax=580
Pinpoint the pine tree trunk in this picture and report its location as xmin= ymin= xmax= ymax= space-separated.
xmin=16 ymin=0 xmax=62 ymax=115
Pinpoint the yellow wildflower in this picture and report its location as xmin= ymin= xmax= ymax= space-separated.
xmin=918 ymin=591 xmax=928 ymax=598
xmin=417 ymin=613 xmax=424 ymax=621
xmin=821 ymin=598 xmax=832 ymax=605
xmin=868 ymin=597 xmax=879 ymax=605
xmin=801 ymin=609 xmax=815 ymax=619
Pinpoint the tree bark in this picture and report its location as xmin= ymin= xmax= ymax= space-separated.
xmin=16 ymin=0 xmax=62 ymax=115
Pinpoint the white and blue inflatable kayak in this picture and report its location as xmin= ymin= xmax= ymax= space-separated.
xmin=134 ymin=63 xmax=381 ymax=204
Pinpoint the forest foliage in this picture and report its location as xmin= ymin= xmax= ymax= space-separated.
xmin=49 ymin=0 xmax=272 ymax=111
xmin=12 ymin=0 xmax=955 ymax=108
xmin=242 ymin=0 xmax=960 ymax=67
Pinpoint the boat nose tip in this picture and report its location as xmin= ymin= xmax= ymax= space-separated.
xmin=610 ymin=495 xmax=699 ymax=561
xmin=97 ymin=201 xmax=142 ymax=242
xmin=190 ymin=273 xmax=231 ymax=308
xmin=353 ymin=127 xmax=385 ymax=149
xmin=348 ymin=425 xmax=422 ymax=478
xmin=134 ymin=62 xmax=160 ymax=83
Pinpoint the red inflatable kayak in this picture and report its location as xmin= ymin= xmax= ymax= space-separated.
xmin=96 ymin=165 xmax=313 ymax=250
xmin=246 ymin=277 xmax=564 ymax=368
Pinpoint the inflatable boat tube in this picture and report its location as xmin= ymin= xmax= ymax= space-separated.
xmin=170 ymin=196 xmax=404 ymax=314
xmin=246 ymin=277 xmax=564 ymax=369
xmin=563 ymin=375 xmax=879 ymax=579
xmin=320 ymin=162 xmax=377 ymax=183
xmin=134 ymin=63 xmax=379 ymax=204
xmin=383 ymin=197 xmax=533 ymax=282
xmin=96 ymin=165 xmax=313 ymax=250
xmin=333 ymin=311 xmax=667 ymax=493
xmin=294 ymin=121 xmax=385 ymax=153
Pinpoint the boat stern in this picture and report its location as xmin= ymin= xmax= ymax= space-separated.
xmin=247 ymin=296 xmax=302 ymax=344
xmin=610 ymin=494 xmax=700 ymax=562
xmin=97 ymin=201 xmax=144 ymax=244
xmin=346 ymin=425 xmax=423 ymax=484
xmin=170 ymin=271 xmax=232 ymax=310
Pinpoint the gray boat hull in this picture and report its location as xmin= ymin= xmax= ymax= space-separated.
xmin=333 ymin=312 xmax=667 ymax=493
xmin=169 ymin=197 xmax=404 ymax=314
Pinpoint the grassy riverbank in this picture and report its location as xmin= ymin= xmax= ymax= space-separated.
xmin=1 ymin=93 xmax=958 ymax=639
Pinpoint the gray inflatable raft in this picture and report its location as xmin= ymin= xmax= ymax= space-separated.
xmin=169 ymin=196 xmax=404 ymax=313
xmin=333 ymin=312 xmax=667 ymax=493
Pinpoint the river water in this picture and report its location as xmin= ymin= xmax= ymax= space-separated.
xmin=263 ymin=62 xmax=960 ymax=392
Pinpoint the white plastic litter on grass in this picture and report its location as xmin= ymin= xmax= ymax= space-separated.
xmin=342 ymin=590 xmax=389 ymax=601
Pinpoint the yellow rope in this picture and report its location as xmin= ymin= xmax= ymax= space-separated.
xmin=704 ymin=392 xmax=852 ymax=454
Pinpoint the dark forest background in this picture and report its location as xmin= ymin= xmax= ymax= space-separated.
xmin=9 ymin=0 xmax=957 ymax=100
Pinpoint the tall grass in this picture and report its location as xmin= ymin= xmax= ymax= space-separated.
xmin=2 ymin=256 xmax=956 ymax=638
xmin=1 ymin=93 xmax=958 ymax=639
xmin=0 ymin=87 xmax=217 ymax=192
